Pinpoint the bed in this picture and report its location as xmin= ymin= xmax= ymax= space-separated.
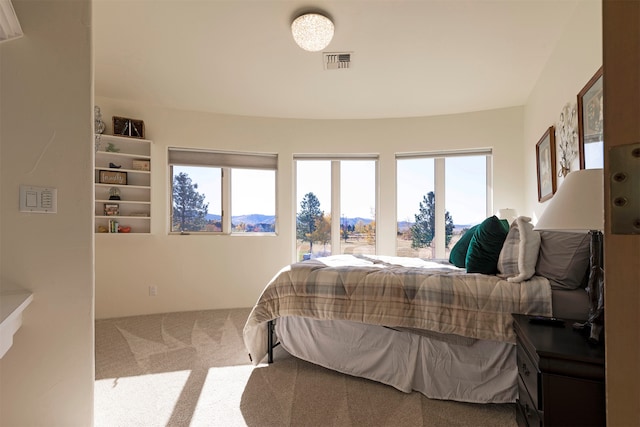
xmin=243 ymin=216 xmax=592 ymax=404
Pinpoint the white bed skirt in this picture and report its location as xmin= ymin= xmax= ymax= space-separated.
xmin=275 ymin=316 xmax=517 ymax=404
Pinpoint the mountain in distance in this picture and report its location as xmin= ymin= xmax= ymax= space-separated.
xmin=339 ymin=217 xmax=373 ymax=227
xmin=206 ymin=213 xmax=472 ymax=232
xmin=398 ymin=221 xmax=473 ymax=233
xmin=232 ymin=214 xmax=276 ymax=225
xmin=205 ymin=213 xmax=275 ymax=225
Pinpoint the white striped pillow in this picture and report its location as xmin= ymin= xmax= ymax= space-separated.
xmin=497 ymin=216 xmax=541 ymax=282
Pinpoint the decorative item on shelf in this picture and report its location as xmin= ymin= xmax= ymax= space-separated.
xmin=109 ymin=162 xmax=121 ymax=169
xmin=99 ymin=170 xmax=127 ymax=185
xmin=98 ymin=225 xmax=108 ymax=233
xmin=103 ymin=203 xmax=119 ymax=216
xmin=556 ymin=102 xmax=579 ymax=177
xmin=113 ymin=116 xmax=145 ymax=139
xmin=94 ymin=106 xmax=106 ymax=134
xmin=577 ymin=67 xmax=604 ymax=169
xmin=105 ymin=142 xmax=120 ymax=153
xmin=108 ymin=187 xmax=121 ymax=200
xmin=118 ymin=225 xmax=132 ymax=233
xmin=534 ymin=169 xmax=604 ymax=343
xmin=94 ymin=134 xmax=102 ymax=153
xmin=132 ymin=159 xmax=150 ymax=171
xmin=535 ymin=126 xmax=557 ymax=202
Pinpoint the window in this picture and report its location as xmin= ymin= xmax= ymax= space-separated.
xmin=295 ymin=157 xmax=377 ymax=261
xmin=396 ymin=150 xmax=491 ymax=259
xmin=169 ymin=148 xmax=277 ymax=234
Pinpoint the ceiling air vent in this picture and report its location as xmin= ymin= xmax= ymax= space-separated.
xmin=324 ymin=52 xmax=352 ymax=70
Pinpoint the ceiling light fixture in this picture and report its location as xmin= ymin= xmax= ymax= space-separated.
xmin=291 ymin=13 xmax=334 ymax=52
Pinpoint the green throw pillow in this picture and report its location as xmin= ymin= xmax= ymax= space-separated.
xmin=465 ymin=216 xmax=509 ymax=274
xmin=448 ymin=224 xmax=479 ymax=268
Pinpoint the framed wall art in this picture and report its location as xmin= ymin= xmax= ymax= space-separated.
xmin=577 ymin=66 xmax=603 ymax=169
xmin=536 ymin=126 xmax=557 ymax=202
xmin=113 ymin=116 xmax=145 ymax=139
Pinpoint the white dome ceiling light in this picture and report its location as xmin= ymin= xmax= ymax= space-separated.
xmin=291 ymin=13 xmax=334 ymax=52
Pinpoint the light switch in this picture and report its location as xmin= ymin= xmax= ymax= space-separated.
xmin=26 ymin=191 xmax=37 ymax=207
xmin=19 ymin=185 xmax=57 ymax=213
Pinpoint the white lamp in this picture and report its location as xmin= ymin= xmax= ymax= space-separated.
xmin=534 ymin=169 xmax=604 ymax=342
xmin=496 ymin=208 xmax=518 ymax=225
xmin=291 ymin=13 xmax=334 ymax=52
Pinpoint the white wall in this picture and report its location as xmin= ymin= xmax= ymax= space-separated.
xmin=94 ymin=99 xmax=525 ymax=318
xmin=523 ymin=0 xmax=602 ymax=219
xmin=0 ymin=1 xmax=94 ymax=426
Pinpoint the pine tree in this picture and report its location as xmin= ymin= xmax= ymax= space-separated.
xmin=297 ymin=192 xmax=323 ymax=254
xmin=410 ymin=191 xmax=455 ymax=249
xmin=172 ymin=172 xmax=209 ymax=232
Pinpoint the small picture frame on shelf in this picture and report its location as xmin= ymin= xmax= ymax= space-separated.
xmin=536 ymin=126 xmax=557 ymax=202
xmin=99 ymin=170 xmax=127 ymax=185
xmin=132 ymin=159 xmax=150 ymax=171
xmin=104 ymin=203 xmax=119 ymax=216
xmin=113 ymin=116 xmax=145 ymax=139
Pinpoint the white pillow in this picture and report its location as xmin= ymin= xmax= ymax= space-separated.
xmin=497 ymin=216 xmax=541 ymax=282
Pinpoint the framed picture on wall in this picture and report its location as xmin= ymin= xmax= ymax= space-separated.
xmin=536 ymin=126 xmax=557 ymax=202
xmin=577 ymin=66 xmax=603 ymax=169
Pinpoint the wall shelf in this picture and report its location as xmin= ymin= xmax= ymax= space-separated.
xmin=94 ymin=134 xmax=152 ymax=234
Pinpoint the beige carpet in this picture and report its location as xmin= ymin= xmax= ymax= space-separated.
xmin=95 ymin=308 xmax=517 ymax=427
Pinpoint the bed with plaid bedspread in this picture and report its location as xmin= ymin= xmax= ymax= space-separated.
xmin=244 ymin=254 xmax=552 ymax=365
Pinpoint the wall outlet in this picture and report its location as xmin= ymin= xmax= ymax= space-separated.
xmin=148 ymin=285 xmax=158 ymax=297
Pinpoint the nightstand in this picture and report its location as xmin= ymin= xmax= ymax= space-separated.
xmin=512 ymin=314 xmax=606 ymax=427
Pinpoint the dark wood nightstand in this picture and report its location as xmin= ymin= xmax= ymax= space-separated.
xmin=512 ymin=314 xmax=606 ymax=427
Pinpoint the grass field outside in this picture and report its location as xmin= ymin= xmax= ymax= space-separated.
xmin=296 ymin=231 xmax=465 ymax=262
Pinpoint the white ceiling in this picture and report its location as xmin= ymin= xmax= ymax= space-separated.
xmin=93 ymin=0 xmax=579 ymax=120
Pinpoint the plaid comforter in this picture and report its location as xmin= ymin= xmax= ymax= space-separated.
xmin=243 ymin=255 xmax=552 ymax=365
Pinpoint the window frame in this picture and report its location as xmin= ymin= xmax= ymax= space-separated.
xmin=293 ymin=154 xmax=379 ymax=261
xmin=395 ymin=149 xmax=492 ymax=259
xmin=168 ymin=148 xmax=278 ymax=235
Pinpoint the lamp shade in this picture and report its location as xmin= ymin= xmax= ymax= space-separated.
xmin=534 ymin=169 xmax=604 ymax=231
xmin=496 ymin=208 xmax=518 ymax=224
xmin=291 ymin=13 xmax=334 ymax=52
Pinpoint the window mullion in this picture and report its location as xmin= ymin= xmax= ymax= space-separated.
xmin=331 ymin=161 xmax=341 ymax=253
xmin=222 ymin=167 xmax=231 ymax=233
xmin=434 ymin=158 xmax=446 ymax=259
xmin=486 ymin=155 xmax=493 ymax=218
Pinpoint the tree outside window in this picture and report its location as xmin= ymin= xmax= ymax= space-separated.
xmin=410 ymin=191 xmax=454 ymax=250
xmin=172 ymin=172 xmax=209 ymax=232
xmin=296 ymin=192 xmax=323 ymax=255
